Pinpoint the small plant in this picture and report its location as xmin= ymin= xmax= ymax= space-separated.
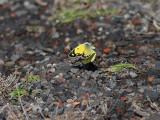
xmin=8 ymin=74 xmax=40 ymax=101
xmin=108 ymin=63 xmax=140 ymax=72
xmin=29 ymin=75 xmax=39 ymax=82
xmin=9 ymin=88 xmax=27 ymax=98
xmin=50 ymin=0 xmax=118 ymax=25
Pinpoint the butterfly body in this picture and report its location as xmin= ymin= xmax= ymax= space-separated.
xmin=69 ymin=42 xmax=96 ymax=64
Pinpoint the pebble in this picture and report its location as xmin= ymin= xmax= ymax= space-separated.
xmin=144 ymin=90 xmax=160 ymax=100
xmin=0 ymin=59 xmax=4 ymax=65
xmin=98 ymin=27 xmax=103 ymax=32
xmin=52 ymin=32 xmax=59 ymax=39
xmin=5 ymin=61 xmax=15 ymax=67
xmin=55 ymin=62 xmax=71 ymax=74
xmin=10 ymin=54 xmax=20 ymax=61
xmin=129 ymin=71 xmax=137 ymax=78
xmin=139 ymin=46 xmax=148 ymax=52
xmin=91 ymin=71 xmax=99 ymax=78
xmin=124 ymin=14 xmax=130 ymax=19
xmin=66 ymin=104 xmax=72 ymax=108
xmin=50 ymin=68 xmax=55 ymax=73
xmin=0 ymin=0 xmax=8 ymax=5
xmin=70 ymin=68 xmax=79 ymax=73
xmin=76 ymin=29 xmax=83 ymax=34
xmin=15 ymin=10 xmax=28 ymax=16
xmin=65 ymin=37 xmax=70 ymax=42
xmin=46 ymin=64 xmax=52 ymax=68
xmin=126 ymin=79 xmax=135 ymax=86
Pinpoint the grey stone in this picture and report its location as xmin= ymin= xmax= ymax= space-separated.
xmin=147 ymin=113 xmax=160 ymax=120
xmin=126 ymin=79 xmax=135 ymax=86
xmin=50 ymin=68 xmax=55 ymax=73
xmin=15 ymin=10 xmax=28 ymax=17
xmin=129 ymin=71 xmax=137 ymax=78
xmin=70 ymin=68 xmax=79 ymax=73
xmin=10 ymin=54 xmax=20 ymax=61
xmin=144 ymin=89 xmax=160 ymax=100
xmin=91 ymin=71 xmax=99 ymax=78
xmin=5 ymin=61 xmax=15 ymax=67
xmin=0 ymin=0 xmax=8 ymax=5
xmin=55 ymin=62 xmax=71 ymax=74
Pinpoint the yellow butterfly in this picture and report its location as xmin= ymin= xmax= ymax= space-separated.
xmin=68 ymin=42 xmax=96 ymax=64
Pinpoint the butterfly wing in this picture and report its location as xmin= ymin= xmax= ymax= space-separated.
xmin=83 ymin=51 xmax=96 ymax=64
xmin=68 ymin=43 xmax=85 ymax=57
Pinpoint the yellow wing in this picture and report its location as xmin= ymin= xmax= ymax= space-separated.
xmin=83 ymin=52 xmax=96 ymax=64
xmin=68 ymin=43 xmax=86 ymax=57
xmin=68 ymin=42 xmax=96 ymax=64
xmin=82 ymin=48 xmax=95 ymax=58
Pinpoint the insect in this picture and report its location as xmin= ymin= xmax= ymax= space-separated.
xmin=68 ymin=42 xmax=96 ymax=64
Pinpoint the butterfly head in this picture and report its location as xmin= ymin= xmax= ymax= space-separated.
xmin=84 ymin=42 xmax=95 ymax=49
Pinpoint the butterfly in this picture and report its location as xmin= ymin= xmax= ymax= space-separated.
xmin=68 ymin=42 xmax=96 ymax=64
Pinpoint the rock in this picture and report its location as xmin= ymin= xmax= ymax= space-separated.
xmin=10 ymin=54 xmax=20 ymax=61
xmin=147 ymin=113 xmax=160 ymax=120
xmin=91 ymin=71 xmax=99 ymax=78
xmin=115 ymin=41 xmax=129 ymax=47
xmin=15 ymin=10 xmax=28 ymax=17
xmin=55 ymin=62 xmax=71 ymax=74
xmin=98 ymin=27 xmax=103 ymax=32
xmin=57 ymin=107 xmax=64 ymax=115
xmin=129 ymin=71 xmax=137 ymax=78
xmin=144 ymin=90 xmax=160 ymax=100
xmin=139 ymin=46 xmax=148 ymax=52
xmin=66 ymin=104 xmax=72 ymax=108
xmin=41 ymin=94 xmax=48 ymax=102
xmin=0 ymin=0 xmax=8 ymax=5
xmin=0 ymin=59 xmax=4 ymax=65
xmin=52 ymin=32 xmax=59 ymax=39
xmin=126 ymin=79 xmax=135 ymax=86
xmin=5 ymin=61 xmax=15 ymax=67
xmin=70 ymin=68 xmax=79 ymax=73
xmin=65 ymin=37 xmax=70 ymax=42
xmin=77 ymin=29 xmax=83 ymax=34
xmin=124 ymin=14 xmax=130 ymax=19
xmin=50 ymin=68 xmax=55 ymax=73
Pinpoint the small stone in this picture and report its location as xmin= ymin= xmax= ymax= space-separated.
xmin=144 ymin=89 xmax=160 ymax=100
xmin=65 ymin=37 xmax=70 ymax=42
xmin=66 ymin=104 xmax=72 ymax=108
xmin=129 ymin=71 xmax=137 ymax=78
xmin=5 ymin=61 xmax=15 ymax=67
xmin=46 ymin=64 xmax=52 ymax=68
xmin=0 ymin=0 xmax=8 ymax=5
xmin=98 ymin=27 xmax=103 ymax=32
xmin=148 ymin=113 xmax=160 ymax=120
xmin=50 ymin=68 xmax=55 ymax=73
xmin=124 ymin=14 xmax=130 ymax=19
xmin=70 ymin=68 xmax=79 ymax=73
xmin=126 ymin=79 xmax=135 ymax=86
xmin=52 ymin=32 xmax=59 ymax=38
xmin=139 ymin=46 xmax=148 ymax=52
xmin=10 ymin=54 xmax=20 ymax=61
xmin=77 ymin=29 xmax=83 ymax=34
xmin=51 ymin=80 xmax=55 ymax=84
xmin=66 ymin=99 xmax=72 ymax=103
xmin=157 ymin=85 xmax=160 ymax=91
xmin=91 ymin=71 xmax=99 ymax=78
xmin=0 ymin=59 xmax=4 ymax=65
xmin=91 ymin=109 xmax=96 ymax=114
xmin=103 ymin=48 xmax=111 ymax=53
xmin=148 ymin=77 xmax=154 ymax=83
xmin=15 ymin=10 xmax=28 ymax=16
xmin=44 ymin=107 xmax=49 ymax=112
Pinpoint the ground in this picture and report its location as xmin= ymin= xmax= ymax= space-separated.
xmin=0 ymin=0 xmax=160 ymax=120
